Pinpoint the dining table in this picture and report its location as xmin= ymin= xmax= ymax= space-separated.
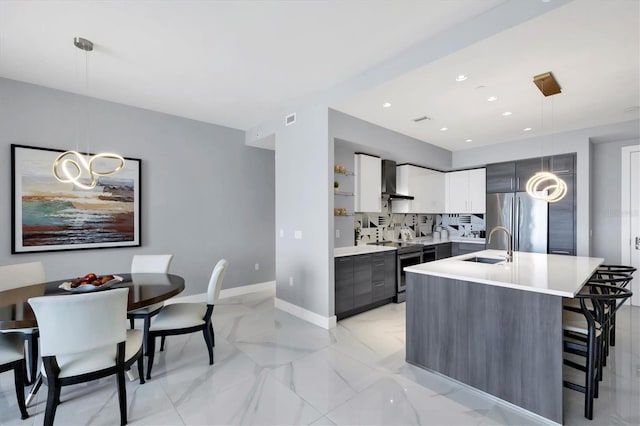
xmin=0 ymin=273 xmax=185 ymax=331
xmin=0 ymin=272 xmax=185 ymax=406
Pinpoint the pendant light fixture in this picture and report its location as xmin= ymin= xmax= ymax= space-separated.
xmin=52 ymin=37 xmax=125 ymax=189
xmin=525 ymin=72 xmax=567 ymax=203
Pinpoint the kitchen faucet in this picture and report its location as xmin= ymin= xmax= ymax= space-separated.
xmin=488 ymin=226 xmax=513 ymax=262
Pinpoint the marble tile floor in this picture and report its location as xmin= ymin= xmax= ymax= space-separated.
xmin=1 ymin=289 xmax=638 ymax=425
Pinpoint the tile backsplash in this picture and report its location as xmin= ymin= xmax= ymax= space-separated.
xmin=355 ymin=201 xmax=485 ymax=245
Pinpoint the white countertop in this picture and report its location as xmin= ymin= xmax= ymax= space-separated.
xmin=404 ymin=250 xmax=604 ymax=297
xmin=334 ymin=245 xmax=397 ymax=257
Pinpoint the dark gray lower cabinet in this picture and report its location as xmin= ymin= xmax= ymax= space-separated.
xmin=451 ymin=242 xmax=485 ymax=256
xmin=434 ymin=243 xmax=451 ymax=259
xmin=354 ymin=254 xmax=372 ymax=308
xmin=335 ymin=256 xmax=354 ymax=314
xmin=335 ymin=252 xmax=397 ymax=319
xmin=384 ymin=252 xmax=396 ymax=298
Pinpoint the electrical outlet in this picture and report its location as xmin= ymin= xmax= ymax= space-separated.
xmin=255 ymin=263 xmax=259 ymax=271
xmin=294 ymin=230 xmax=302 ymax=239
xmin=289 ymin=277 xmax=294 ymax=286
xmin=280 ymin=229 xmax=284 ymax=238
xmin=336 ymin=229 xmax=340 ymax=238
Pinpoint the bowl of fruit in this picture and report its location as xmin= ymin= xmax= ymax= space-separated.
xmin=59 ymin=273 xmax=123 ymax=292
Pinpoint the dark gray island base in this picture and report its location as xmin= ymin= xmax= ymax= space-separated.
xmin=406 ymin=273 xmax=563 ymax=424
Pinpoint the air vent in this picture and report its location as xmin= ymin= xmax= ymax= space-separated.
xmin=285 ymin=113 xmax=296 ymax=126
xmin=413 ymin=116 xmax=431 ymax=123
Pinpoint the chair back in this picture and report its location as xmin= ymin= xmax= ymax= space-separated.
xmin=207 ymin=259 xmax=229 ymax=305
xmin=0 ymin=261 xmax=45 ymax=291
xmin=131 ymin=255 xmax=173 ymax=273
xmin=28 ymin=288 xmax=129 ymax=357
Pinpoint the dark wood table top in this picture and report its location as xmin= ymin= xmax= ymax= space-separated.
xmin=0 ymin=273 xmax=185 ymax=331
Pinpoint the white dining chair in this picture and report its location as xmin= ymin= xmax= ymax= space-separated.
xmin=146 ymin=259 xmax=228 ymax=379
xmin=0 ymin=261 xmax=46 ymax=384
xmin=28 ymin=288 xmax=144 ymax=426
xmin=127 ymin=254 xmax=173 ymax=354
xmin=0 ymin=333 xmax=29 ymax=420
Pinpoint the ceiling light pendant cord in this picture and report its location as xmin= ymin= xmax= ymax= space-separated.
xmin=53 ymin=37 xmax=125 ymax=189
xmin=525 ymin=72 xmax=567 ymax=203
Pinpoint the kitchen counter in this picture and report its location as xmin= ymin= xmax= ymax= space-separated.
xmin=405 ymin=251 xmax=604 ymax=424
xmin=334 ymin=245 xmax=396 ymax=257
xmin=405 ymin=249 xmax=603 ymax=297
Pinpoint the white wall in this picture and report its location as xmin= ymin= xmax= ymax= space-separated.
xmin=591 ymin=138 xmax=640 ymax=262
xmin=0 ymin=78 xmax=275 ymax=294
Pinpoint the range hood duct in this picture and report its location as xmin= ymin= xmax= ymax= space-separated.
xmin=381 ymin=159 xmax=414 ymax=200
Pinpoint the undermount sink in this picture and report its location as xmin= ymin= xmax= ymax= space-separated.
xmin=462 ymin=256 xmax=504 ymax=264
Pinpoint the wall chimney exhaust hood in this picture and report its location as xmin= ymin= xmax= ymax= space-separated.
xmin=381 ymin=159 xmax=414 ymax=200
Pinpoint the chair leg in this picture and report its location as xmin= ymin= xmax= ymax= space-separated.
xmin=585 ymin=331 xmax=596 ymax=420
xmin=203 ymin=327 xmax=214 ymax=365
xmin=610 ymin=313 xmax=617 ymax=346
xmin=137 ymin=354 xmax=145 ymax=385
xmin=209 ymin=323 xmax=215 ymax=347
xmin=14 ymin=361 xmax=29 ymax=420
xmin=44 ymin=381 xmax=60 ymax=426
xmin=117 ymin=369 xmax=127 ymax=426
xmin=146 ymin=335 xmax=156 ymax=380
xmin=143 ymin=316 xmax=151 ymax=356
xmin=160 ymin=336 xmax=166 ymax=352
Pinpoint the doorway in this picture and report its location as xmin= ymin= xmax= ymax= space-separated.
xmin=621 ymin=145 xmax=640 ymax=306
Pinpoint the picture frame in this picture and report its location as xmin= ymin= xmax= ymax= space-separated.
xmin=11 ymin=144 xmax=142 ymax=253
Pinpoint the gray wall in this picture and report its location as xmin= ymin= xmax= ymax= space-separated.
xmin=274 ymin=104 xmax=332 ymax=317
xmin=329 ymin=109 xmax=452 ymax=170
xmin=591 ymin=138 xmax=640 ymax=263
xmin=0 ymin=78 xmax=275 ymax=295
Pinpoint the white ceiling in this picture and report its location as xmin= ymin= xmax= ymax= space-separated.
xmin=0 ymin=0 xmax=502 ymax=131
xmin=1 ymin=1 xmax=637 ymax=151
xmin=335 ymin=0 xmax=640 ymax=151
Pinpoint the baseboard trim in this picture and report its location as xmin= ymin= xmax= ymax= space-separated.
xmin=274 ymin=297 xmax=337 ymax=330
xmin=168 ymin=281 xmax=276 ymax=304
xmin=219 ymin=281 xmax=275 ymax=299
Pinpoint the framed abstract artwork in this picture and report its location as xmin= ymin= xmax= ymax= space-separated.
xmin=11 ymin=144 xmax=141 ymax=253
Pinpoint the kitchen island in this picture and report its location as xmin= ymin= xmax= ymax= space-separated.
xmin=404 ymin=250 xmax=603 ymax=424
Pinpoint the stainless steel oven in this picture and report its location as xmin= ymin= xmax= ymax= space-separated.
xmin=395 ymin=247 xmax=423 ymax=303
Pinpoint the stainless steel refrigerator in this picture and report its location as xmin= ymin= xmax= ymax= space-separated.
xmin=486 ymin=193 xmax=548 ymax=253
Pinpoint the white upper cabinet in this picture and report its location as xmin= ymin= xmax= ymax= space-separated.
xmin=393 ymin=165 xmax=444 ymax=213
xmin=354 ymin=154 xmax=381 ymax=212
xmin=468 ymin=168 xmax=486 ymax=213
xmin=445 ymin=168 xmax=486 ymax=214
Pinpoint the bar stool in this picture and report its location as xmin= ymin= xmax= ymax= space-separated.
xmin=563 ymin=280 xmax=632 ymax=420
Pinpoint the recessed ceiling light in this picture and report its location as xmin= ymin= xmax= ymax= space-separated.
xmin=382 ymin=102 xmax=392 ymax=108
xmin=465 ymin=139 xmax=473 ymax=143
xmin=440 ymin=127 xmax=448 ymax=131
xmin=487 ymin=96 xmax=498 ymax=102
xmin=502 ymin=111 xmax=512 ymax=116
xmin=523 ymin=127 xmax=532 ymax=132
xmin=456 ymin=75 xmax=468 ymax=82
